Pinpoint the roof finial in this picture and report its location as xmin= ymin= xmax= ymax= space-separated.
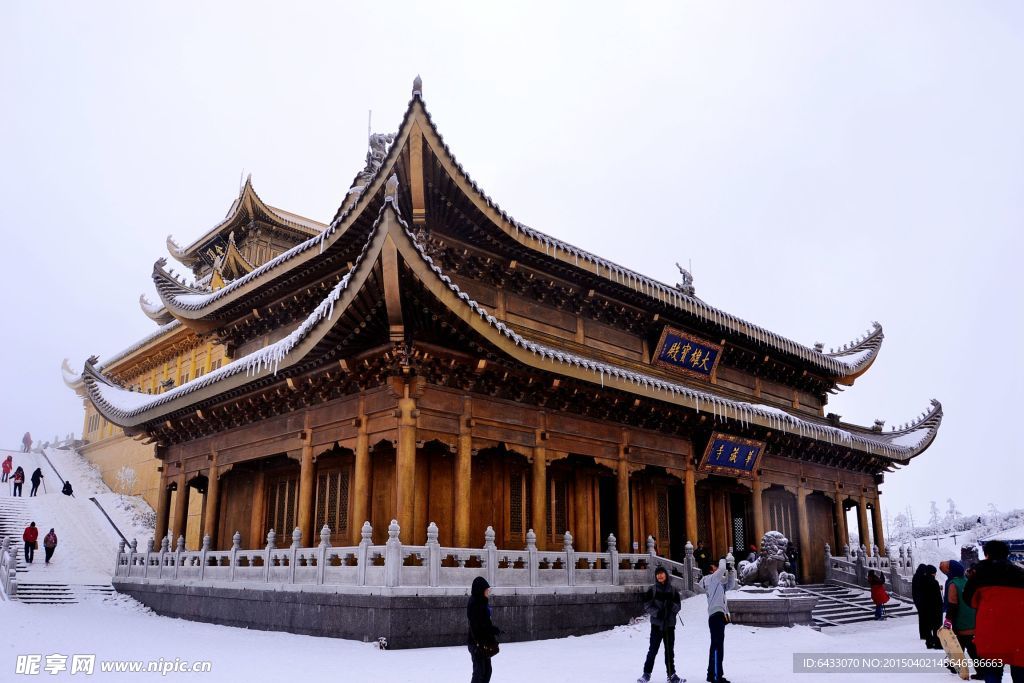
xmin=412 ymin=74 xmax=423 ymax=98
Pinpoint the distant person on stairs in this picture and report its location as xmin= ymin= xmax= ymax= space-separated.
xmin=62 ymin=480 xmax=74 ymax=496
xmin=868 ymin=570 xmax=889 ymax=620
xmin=12 ymin=466 xmax=25 ymax=496
xmin=29 ymin=467 xmax=44 ymax=496
xmin=1 ymin=455 xmax=12 ymax=482
xmin=22 ymin=432 xmax=32 ymax=453
xmin=43 ymin=529 xmax=57 ymax=565
xmin=23 ymin=522 xmax=38 ymax=564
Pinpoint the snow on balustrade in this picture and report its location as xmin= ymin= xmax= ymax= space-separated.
xmin=112 ymin=520 xmax=671 ymax=593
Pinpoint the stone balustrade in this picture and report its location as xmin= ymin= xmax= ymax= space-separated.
xmin=113 ymin=521 xmax=674 ymax=592
xmin=823 ymin=542 xmax=916 ymax=599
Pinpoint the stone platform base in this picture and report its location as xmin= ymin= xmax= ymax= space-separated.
xmin=113 ymin=578 xmax=647 ymax=649
xmin=727 ymin=591 xmax=819 ymax=627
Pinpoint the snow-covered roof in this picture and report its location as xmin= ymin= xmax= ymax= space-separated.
xmin=83 ymin=193 xmax=941 ymax=462
xmin=166 ymin=176 xmax=325 ymax=267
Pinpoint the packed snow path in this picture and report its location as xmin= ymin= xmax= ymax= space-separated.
xmin=0 ymin=449 xmax=123 ymax=603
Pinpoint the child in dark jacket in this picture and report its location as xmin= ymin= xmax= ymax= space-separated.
xmin=638 ymin=566 xmax=683 ymax=683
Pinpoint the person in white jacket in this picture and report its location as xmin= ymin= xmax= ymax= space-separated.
xmin=699 ymin=558 xmax=738 ymax=683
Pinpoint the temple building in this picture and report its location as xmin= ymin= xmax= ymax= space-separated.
xmin=65 ymin=78 xmax=942 ymax=584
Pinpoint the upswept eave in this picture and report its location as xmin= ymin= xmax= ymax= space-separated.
xmin=139 ymin=294 xmax=175 ymax=325
xmin=166 ymin=176 xmax=326 ymax=268
xmin=388 ymin=205 xmax=940 ymax=463
xmin=409 ymin=95 xmax=885 ymax=381
xmin=82 ymin=199 xmax=397 ymax=429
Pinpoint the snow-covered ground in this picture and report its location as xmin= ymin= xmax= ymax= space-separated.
xmin=2 ymin=591 xmax=963 ymax=682
xmin=0 ymin=448 xmax=153 ymax=586
xmin=0 ymin=447 xmax=992 ymax=680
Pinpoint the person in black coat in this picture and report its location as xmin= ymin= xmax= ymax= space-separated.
xmin=694 ymin=540 xmax=710 ymax=575
xmin=912 ymin=564 xmax=943 ymax=649
xmin=638 ymin=566 xmax=683 ymax=683
xmin=29 ymin=467 xmax=44 ymax=496
xmin=61 ymin=480 xmax=73 ymax=496
xmin=467 ymin=576 xmax=499 ymax=683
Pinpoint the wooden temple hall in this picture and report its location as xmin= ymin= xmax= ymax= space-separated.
xmin=74 ymin=78 xmax=943 ymax=584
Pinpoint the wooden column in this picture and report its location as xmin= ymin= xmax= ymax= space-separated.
xmin=871 ymin=494 xmax=886 ymax=555
xmin=249 ymin=470 xmax=267 ymax=548
xmin=751 ymin=472 xmax=765 ymax=547
xmin=531 ymin=434 xmax=547 ymax=551
xmin=834 ymin=492 xmax=848 ymax=549
xmin=351 ymin=397 xmax=370 ymax=545
xmin=202 ymin=451 xmax=220 ymax=547
xmin=455 ymin=406 xmax=473 ymax=547
xmin=616 ymin=443 xmax=630 ymax=551
xmin=172 ymin=471 xmax=190 ymax=544
xmin=396 ymin=386 xmax=417 ymax=542
xmin=684 ymin=467 xmax=698 ymax=545
xmin=154 ymin=473 xmax=170 ymax=543
xmin=796 ymin=486 xmax=812 ymax=582
xmin=857 ymin=495 xmax=871 ymax=555
xmin=297 ymin=428 xmax=315 ymax=546
xmin=573 ymin=469 xmax=590 ymax=552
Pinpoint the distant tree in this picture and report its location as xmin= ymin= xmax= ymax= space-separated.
xmin=892 ymin=512 xmax=910 ymax=540
xmin=929 ymin=501 xmax=941 ymax=529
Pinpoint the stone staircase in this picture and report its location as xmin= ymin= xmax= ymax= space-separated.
xmin=0 ymin=490 xmax=115 ymax=605
xmin=782 ymin=583 xmax=917 ymax=628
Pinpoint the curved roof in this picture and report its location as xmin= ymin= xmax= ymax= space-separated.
xmin=167 ymin=176 xmax=326 ymax=268
xmin=139 ymin=294 xmax=175 ymax=325
xmin=148 ymin=90 xmax=882 ymax=381
xmin=81 ymin=196 xmax=941 ymax=463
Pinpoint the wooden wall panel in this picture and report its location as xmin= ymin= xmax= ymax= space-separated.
xmin=217 ymin=471 xmax=255 ymax=551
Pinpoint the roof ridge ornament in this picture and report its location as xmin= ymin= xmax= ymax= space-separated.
xmin=412 ymin=74 xmax=423 ymax=98
xmin=674 ymin=262 xmax=695 ymax=297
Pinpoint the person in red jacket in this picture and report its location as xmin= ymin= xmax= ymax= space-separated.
xmin=22 ymin=522 xmax=38 ymax=564
xmin=868 ymin=570 xmax=890 ymax=620
xmin=1 ymin=455 xmax=12 ymax=482
xmin=963 ymin=540 xmax=1024 ymax=683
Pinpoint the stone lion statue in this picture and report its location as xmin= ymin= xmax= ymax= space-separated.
xmin=738 ymin=531 xmax=797 ymax=588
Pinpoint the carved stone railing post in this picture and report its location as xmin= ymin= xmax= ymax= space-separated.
xmin=357 ymin=522 xmax=372 ymax=586
xmin=608 ymin=533 xmax=619 ymax=586
xmin=855 ymin=544 xmax=866 ymax=587
xmin=843 ymin=543 xmax=851 ymax=561
xmin=229 ymin=531 xmax=241 ymax=582
xmin=684 ymin=541 xmax=696 ymax=592
xmin=144 ymin=538 xmax=154 ymax=579
xmin=526 ymin=529 xmax=539 ymax=587
xmin=174 ymin=535 xmax=185 ymax=579
xmin=199 ymin=535 xmax=210 ymax=580
xmin=647 ymin=535 xmax=657 ymax=581
xmin=484 ymin=526 xmax=498 ymax=586
xmin=264 ymin=529 xmax=276 ymax=583
xmin=564 ymin=531 xmax=576 ymax=587
xmin=427 ymin=522 xmax=440 ymax=587
xmin=317 ymin=525 xmax=331 ymax=585
xmin=115 ymin=539 xmax=126 ymax=576
xmin=289 ymin=527 xmax=301 ymax=584
xmin=158 ymin=534 xmax=169 ymax=579
xmin=385 ymin=520 xmax=402 ymax=588
xmin=824 ymin=543 xmax=832 ymax=583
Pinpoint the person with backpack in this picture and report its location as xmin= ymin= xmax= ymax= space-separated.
xmin=23 ymin=522 xmax=38 ymax=564
xmin=1 ymin=455 xmax=12 ymax=482
xmin=963 ymin=540 xmax=1024 ymax=683
xmin=43 ymin=529 xmax=58 ymax=565
xmin=12 ymin=466 xmax=25 ymax=497
xmin=467 ymin=576 xmax=499 ymax=683
xmin=868 ymin=570 xmax=890 ymax=620
xmin=22 ymin=432 xmax=32 ymax=453
xmin=637 ymin=566 xmax=683 ymax=683
xmin=701 ymin=557 xmax=738 ymax=683
xmin=29 ymin=467 xmax=44 ymax=496
xmin=942 ymin=559 xmax=986 ymax=680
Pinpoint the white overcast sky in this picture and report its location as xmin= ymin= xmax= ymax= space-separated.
xmin=1 ymin=2 xmax=1021 ymax=523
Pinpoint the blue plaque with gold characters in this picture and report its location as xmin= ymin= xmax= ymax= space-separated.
xmin=698 ymin=432 xmax=765 ymax=478
xmin=652 ymin=326 xmax=723 ymax=380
